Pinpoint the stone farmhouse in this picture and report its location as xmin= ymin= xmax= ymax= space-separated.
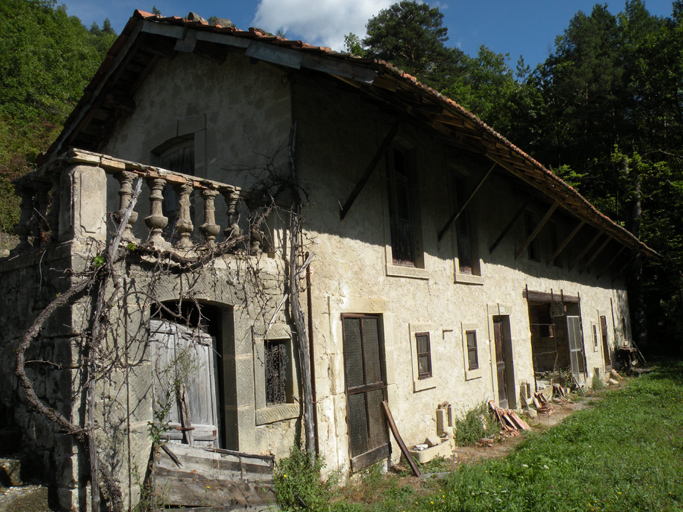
xmin=0 ymin=10 xmax=656 ymax=511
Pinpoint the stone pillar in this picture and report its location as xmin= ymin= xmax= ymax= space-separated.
xmin=13 ymin=184 xmax=35 ymax=252
xmin=144 ymin=178 xmax=169 ymax=247
xmin=174 ymin=181 xmax=194 ymax=249
xmin=222 ymin=188 xmax=242 ymax=240
xmin=48 ymin=171 xmax=61 ymax=243
xmin=58 ymin=165 xmax=108 ymax=242
xmin=200 ymin=189 xmax=220 ymax=247
xmin=114 ymin=171 xmax=139 ymax=243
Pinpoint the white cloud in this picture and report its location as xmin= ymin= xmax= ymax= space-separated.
xmin=253 ymin=0 xmax=393 ymax=51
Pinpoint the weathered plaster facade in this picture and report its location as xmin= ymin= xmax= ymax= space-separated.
xmin=0 ymin=11 xmax=652 ymax=510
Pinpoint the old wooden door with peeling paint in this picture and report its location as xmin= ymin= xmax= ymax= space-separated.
xmin=342 ymin=314 xmax=390 ymax=472
xmin=150 ymin=319 xmax=220 ymax=447
xmin=566 ymin=315 xmax=586 ymax=382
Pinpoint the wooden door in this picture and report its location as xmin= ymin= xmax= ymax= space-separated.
xmin=493 ymin=317 xmax=509 ymax=408
xmin=342 ymin=315 xmax=390 ymax=472
xmin=566 ymin=316 xmax=586 ymax=382
xmin=150 ymin=319 xmax=219 ymax=447
xmin=600 ymin=316 xmax=612 ymax=367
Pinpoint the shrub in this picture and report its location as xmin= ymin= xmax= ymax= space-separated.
xmin=275 ymin=444 xmax=333 ymax=511
xmin=455 ymin=402 xmax=498 ymax=446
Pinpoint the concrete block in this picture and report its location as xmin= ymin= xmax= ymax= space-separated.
xmin=59 ymin=165 xmax=108 ymax=242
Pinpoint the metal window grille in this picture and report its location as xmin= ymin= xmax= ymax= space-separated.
xmin=466 ymin=330 xmax=479 ymax=370
xmin=265 ymin=340 xmax=288 ymax=405
xmin=416 ymin=332 xmax=432 ymax=379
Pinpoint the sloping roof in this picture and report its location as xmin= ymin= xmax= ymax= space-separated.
xmin=44 ymin=9 xmax=656 ymax=258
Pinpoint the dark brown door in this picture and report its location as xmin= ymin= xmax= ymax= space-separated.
xmin=600 ymin=316 xmax=612 ymax=367
xmin=342 ymin=315 xmax=390 ymax=472
xmin=493 ymin=317 xmax=509 ymax=408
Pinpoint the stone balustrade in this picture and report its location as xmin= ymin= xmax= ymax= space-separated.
xmin=9 ymin=149 xmax=260 ymax=255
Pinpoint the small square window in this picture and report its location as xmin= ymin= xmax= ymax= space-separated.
xmin=466 ymin=330 xmax=478 ymax=371
xmin=265 ymin=339 xmax=288 ymax=405
xmin=416 ymin=332 xmax=432 ymax=379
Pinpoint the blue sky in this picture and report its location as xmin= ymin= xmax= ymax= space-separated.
xmin=62 ymin=0 xmax=678 ymax=68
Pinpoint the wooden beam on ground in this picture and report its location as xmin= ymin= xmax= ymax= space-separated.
xmin=339 ymin=122 xmax=400 ymax=220
xmin=547 ymin=220 xmax=585 ymax=267
xmin=597 ymin=246 xmax=625 ymax=279
xmin=515 ymin=201 xmax=559 ymax=260
xmin=438 ymin=163 xmax=496 ymax=242
xmin=580 ymin=237 xmax=611 ymax=274
xmin=489 ymin=193 xmax=536 ymax=254
xmin=569 ymin=231 xmax=602 ymax=271
xmin=382 ymin=400 xmax=421 ymax=477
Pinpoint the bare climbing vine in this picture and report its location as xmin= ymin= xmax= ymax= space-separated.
xmin=13 ymin=125 xmax=314 ymax=511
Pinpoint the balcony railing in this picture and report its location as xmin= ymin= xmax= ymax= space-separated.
xmin=9 ymin=149 xmax=259 ymax=256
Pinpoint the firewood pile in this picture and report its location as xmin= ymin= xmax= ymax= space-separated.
xmin=486 ymin=400 xmax=531 ymax=442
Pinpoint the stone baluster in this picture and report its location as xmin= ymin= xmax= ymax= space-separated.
xmin=174 ymin=181 xmax=194 ymax=249
xmin=13 ymin=184 xmax=35 ymax=253
xmin=200 ymin=188 xmax=220 ymax=247
xmin=114 ymin=171 xmax=139 ymax=242
xmin=145 ymin=178 xmax=168 ymax=247
xmin=250 ymin=225 xmax=263 ymax=255
xmin=222 ymin=188 xmax=242 ymax=240
xmin=47 ymin=171 xmax=61 ymax=243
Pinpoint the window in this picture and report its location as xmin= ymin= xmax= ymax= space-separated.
xmin=466 ymin=330 xmax=479 ymax=370
xmin=265 ymin=340 xmax=288 ymax=405
xmin=454 ymin=177 xmax=478 ymax=275
xmin=415 ymin=332 xmax=432 ymax=379
xmin=154 ymin=138 xmax=196 ymax=238
xmin=592 ymin=324 xmax=599 ymax=351
xmin=524 ymin=210 xmax=540 ymax=261
xmin=387 ymin=146 xmax=422 ymax=267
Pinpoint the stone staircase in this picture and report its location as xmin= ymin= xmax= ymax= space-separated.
xmin=0 ymin=428 xmax=51 ymax=511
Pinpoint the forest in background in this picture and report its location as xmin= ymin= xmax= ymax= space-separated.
xmin=1 ymin=0 xmax=682 ymax=353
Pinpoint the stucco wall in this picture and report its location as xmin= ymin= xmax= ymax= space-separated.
xmin=290 ymin=77 xmax=631 ymax=473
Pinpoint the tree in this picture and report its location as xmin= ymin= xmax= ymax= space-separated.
xmin=362 ymin=0 xmax=465 ymax=91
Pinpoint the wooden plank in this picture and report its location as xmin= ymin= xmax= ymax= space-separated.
xmin=508 ymin=411 xmax=531 ymax=431
xmin=489 ymin=193 xmax=536 ymax=254
xmin=381 ymin=401 xmax=421 ymax=477
xmin=547 ymin=220 xmax=585 ymax=267
xmin=437 ymin=163 xmax=496 ymax=242
xmin=569 ymin=231 xmax=602 ymax=271
xmin=515 ymin=201 xmax=559 ymax=260
xmin=339 ymin=122 xmax=400 ymax=220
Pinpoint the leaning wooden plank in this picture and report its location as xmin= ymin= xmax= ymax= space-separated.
xmin=500 ymin=412 xmax=518 ymax=430
xmin=381 ymin=400 xmax=421 ymax=477
xmin=508 ymin=411 xmax=531 ymax=431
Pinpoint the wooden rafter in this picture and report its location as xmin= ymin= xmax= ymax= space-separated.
xmin=489 ymin=193 xmax=537 ymax=254
xmin=514 ymin=201 xmax=559 ymax=260
xmin=546 ymin=220 xmax=585 ymax=267
xmin=580 ymin=237 xmax=611 ymax=274
xmin=597 ymin=246 xmax=625 ymax=279
xmin=437 ymin=163 xmax=496 ymax=242
xmin=569 ymin=231 xmax=602 ymax=271
xmin=339 ymin=121 xmax=400 ymax=220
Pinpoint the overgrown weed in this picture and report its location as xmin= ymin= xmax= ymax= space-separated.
xmin=455 ymin=402 xmax=498 ymax=446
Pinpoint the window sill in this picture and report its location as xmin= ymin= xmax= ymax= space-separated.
xmin=386 ymin=264 xmax=430 ymax=280
xmin=255 ymin=403 xmax=300 ymax=425
xmin=413 ymin=377 xmax=436 ymax=393
xmin=465 ymin=369 xmax=482 ymax=381
xmin=455 ymin=272 xmax=484 ymax=285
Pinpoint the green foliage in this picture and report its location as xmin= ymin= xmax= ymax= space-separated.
xmin=327 ymin=363 xmax=683 ymax=511
xmin=343 ymin=32 xmax=366 ymax=57
xmin=0 ymin=0 xmax=116 ymax=234
xmin=592 ymin=373 xmax=605 ymax=390
xmin=455 ymin=402 xmax=498 ymax=446
xmin=275 ymin=444 xmax=334 ymax=511
xmin=362 ymin=0 xmax=465 ymax=91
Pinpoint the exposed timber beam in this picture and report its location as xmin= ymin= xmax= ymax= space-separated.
xmin=597 ymin=246 xmax=625 ymax=279
xmin=514 ymin=201 xmax=559 ymax=260
xmin=569 ymin=231 xmax=602 ymax=271
xmin=437 ymin=163 xmax=496 ymax=242
xmin=547 ymin=220 xmax=585 ymax=267
xmin=489 ymin=193 xmax=537 ymax=254
xmin=580 ymin=237 xmax=611 ymax=274
xmin=613 ymin=253 xmax=637 ymax=282
xmin=339 ymin=122 xmax=400 ymax=220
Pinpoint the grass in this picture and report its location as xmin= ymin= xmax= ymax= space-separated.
xmin=321 ymin=361 xmax=683 ymax=511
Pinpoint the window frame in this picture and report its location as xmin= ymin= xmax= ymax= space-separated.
xmin=410 ymin=323 xmax=436 ymax=392
xmin=461 ymin=323 xmax=482 ymax=380
xmin=415 ymin=332 xmax=432 ymax=380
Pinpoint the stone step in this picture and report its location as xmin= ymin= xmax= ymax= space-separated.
xmin=0 ymin=457 xmax=23 ymax=487
xmin=0 ymin=484 xmax=50 ymax=511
